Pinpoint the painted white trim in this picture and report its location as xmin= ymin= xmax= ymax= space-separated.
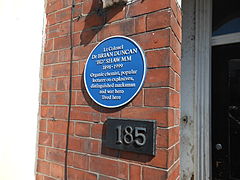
xmin=194 ymin=0 xmax=212 ymax=179
xmin=212 ymin=32 xmax=240 ymax=46
xmin=180 ymin=0 xmax=196 ymax=178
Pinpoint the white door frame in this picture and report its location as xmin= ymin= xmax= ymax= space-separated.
xmin=181 ymin=0 xmax=212 ymax=179
xmin=194 ymin=0 xmax=212 ymax=179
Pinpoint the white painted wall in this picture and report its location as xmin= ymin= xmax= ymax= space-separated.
xmin=0 ymin=0 xmax=44 ymax=179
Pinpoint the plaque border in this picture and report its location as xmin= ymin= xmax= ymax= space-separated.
xmin=83 ymin=35 xmax=147 ymax=108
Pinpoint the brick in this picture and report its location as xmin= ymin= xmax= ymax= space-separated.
xmin=43 ymin=65 xmax=52 ymax=78
xmin=127 ymin=0 xmax=170 ymax=17
xmin=169 ymin=90 xmax=180 ymax=108
xmin=174 ymin=109 xmax=180 ymax=125
xmin=52 ymin=63 xmax=70 ymax=77
xmin=37 ymin=160 xmax=50 ymax=175
xmin=106 ymin=5 xmax=126 ymax=23
xmin=100 ymin=110 xmax=121 ymax=122
xmin=73 ymin=18 xmax=85 ymax=32
xmin=67 ymin=167 xmax=97 ymax=180
xmin=44 ymin=51 xmax=58 ymax=65
xmin=119 ymin=150 xmax=151 ymax=163
xmin=144 ymin=88 xmax=170 ymax=107
xmin=47 ymin=120 xmax=73 ymax=134
xmin=42 ymin=78 xmax=56 ymax=91
xmin=47 ymin=13 xmax=56 ymax=26
xmin=50 ymin=163 xmax=64 ymax=179
xmin=58 ymin=49 xmax=71 ymax=62
xmin=55 ymin=106 xmax=68 ymax=119
xmin=146 ymin=49 xmax=171 ymax=68
xmin=62 ymin=0 xmax=72 ymax=8
xmin=54 ymin=35 xmax=71 ymax=50
xmin=44 ymin=176 xmax=55 ymax=180
xmin=144 ymin=88 xmax=180 ymax=108
xmin=70 ymin=106 xmax=100 ymax=122
xmin=148 ymin=148 xmax=175 ymax=168
xmin=130 ymin=164 xmax=141 ymax=180
xmin=101 ymin=146 xmax=119 ymax=157
xmin=170 ymin=11 xmax=182 ymax=43
xmin=135 ymin=15 xmax=147 ymax=34
xmin=157 ymin=128 xmax=168 ymax=148
xmin=75 ymin=0 xmax=83 ymax=3
xmin=49 ymin=92 xmax=69 ymax=105
xmin=99 ymin=175 xmax=116 ymax=180
xmin=55 ymin=7 xmax=71 ymax=23
xmin=175 ymin=73 xmax=180 ymax=92
xmin=38 ymin=146 xmax=45 ymax=159
xmin=46 ymin=148 xmax=65 ymax=164
xmin=91 ymin=123 xmax=103 ymax=139
xmin=68 ymin=136 xmax=100 ymax=154
xmin=172 ymin=126 xmax=180 ymax=143
xmin=39 ymin=119 xmax=47 ymax=131
xmin=57 ymin=77 xmax=70 ymax=91
xmin=41 ymin=92 xmax=48 ymax=105
xmin=132 ymin=29 xmax=170 ymax=50
xmin=98 ymin=19 xmax=135 ymax=41
xmin=121 ymin=107 xmax=174 ymax=127
xmin=41 ymin=106 xmax=54 ymax=118
xmin=53 ymin=133 xmax=66 ymax=149
xmin=79 ymin=29 xmax=98 ymax=45
xmin=75 ymin=90 xmax=92 ymax=105
xmin=73 ymin=61 xmax=81 ymax=75
xmin=144 ymin=68 xmax=175 ymax=88
xmin=90 ymin=156 xmax=128 ymax=179
xmin=170 ymin=31 xmax=181 ymax=58
xmin=75 ymin=122 xmax=91 ymax=137
xmin=47 ymin=21 xmax=70 ymax=39
xmin=147 ymin=10 xmax=171 ymax=31
xmin=73 ymin=4 xmax=82 ymax=18
xmin=74 ymin=13 xmax=104 ymax=32
xmin=45 ymin=39 xmax=53 ymax=52
xmin=73 ymin=32 xmax=81 ymax=46
xmin=39 ymin=132 xmax=52 ymax=146
xmin=46 ymin=0 xmax=63 ymax=14
xmin=79 ymin=60 xmax=86 ymax=75
xmin=157 ymin=127 xmax=179 ymax=148
xmin=82 ymin=0 xmax=101 ymax=14
xmin=73 ymin=43 xmax=96 ymax=60
xmin=170 ymin=0 xmax=182 ymax=27
xmin=36 ymin=174 xmax=44 ymax=180
xmin=174 ymin=143 xmax=180 ymax=162
xmin=170 ymin=50 xmax=181 ymax=75
xmin=142 ymin=166 xmax=167 ymax=180
xmin=176 ymin=2 xmax=182 ymax=27
xmin=72 ymin=76 xmax=83 ymax=90
xmin=168 ymin=161 xmax=180 ymax=180
xmin=132 ymin=90 xmax=144 ymax=106
xmin=68 ymin=152 xmax=89 ymax=170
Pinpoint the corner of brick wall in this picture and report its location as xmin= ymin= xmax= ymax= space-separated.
xmin=36 ymin=0 xmax=182 ymax=179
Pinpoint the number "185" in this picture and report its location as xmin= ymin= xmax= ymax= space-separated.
xmin=116 ymin=126 xmax=147 ymax=146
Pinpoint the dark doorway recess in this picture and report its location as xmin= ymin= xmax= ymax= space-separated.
xmin=212 ymin=43 xmax=240 ymax=180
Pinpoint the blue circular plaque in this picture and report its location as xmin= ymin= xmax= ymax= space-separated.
xmin=84 ymin=36 xmax=146 ymax=108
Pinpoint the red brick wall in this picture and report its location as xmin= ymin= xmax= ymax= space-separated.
xmin=36 ymin=0 xmax=182 ymax=179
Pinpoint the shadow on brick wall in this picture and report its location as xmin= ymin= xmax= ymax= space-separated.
xmin=79 ymin=0 xmax=125 ymax=46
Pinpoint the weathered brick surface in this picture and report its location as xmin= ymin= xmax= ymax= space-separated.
xmin=36 ymin=0 xmax=181 ymax=179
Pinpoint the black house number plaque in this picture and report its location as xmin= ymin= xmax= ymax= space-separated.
xmin=104 ymin=118 xmax=156 ymax=156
